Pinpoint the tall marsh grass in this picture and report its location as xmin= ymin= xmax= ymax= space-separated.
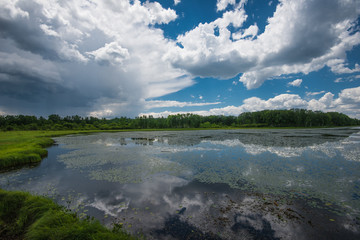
xmin=0 ymin=189 xmax=134 ymax=240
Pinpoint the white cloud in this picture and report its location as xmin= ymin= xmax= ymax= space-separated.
xmin=199 ymin=95 xmax=203 ymax=100
xmin=306 ymin=91 xmax=326 ymax=96
xmin=168 ymin=0 xmax=360 ymax=89
xmin=242 ymin=23 xmax=259 ymax=38
xmin=89 ymin=100 xmax=221 ymax=118
xmin=89 ymin=109 xmax=114 ymax=119
xmin=174 ymin=0 xmax=181 ymax=6
xmin=145 ymin=87 xmax=360 ymax=119
xmin=166 ymin=4 xmax=251 ymax=79
xmin=287 ymin=79 xmax=302 ymax=87
xmin=216 ymin=0 xmax=236 ymax=11
xmin=338 ymin=87 xmax=360 ymax=103
xmin=232 ymin=24 xmax=259 ymax=40
xmin=0 ymin=109 xmax=7 ymax=115
xmin=143 ymin=1 xmax=177 ymax=24
xmin=143 ymin=100 xmax=221 ymax=109
xmin=86 ymin=42 xmax=130 ymax=66
xmin=327 ymin=59 xmax=360 ymax=74
xmin=334 ymin=77 xmax=343 ymax=83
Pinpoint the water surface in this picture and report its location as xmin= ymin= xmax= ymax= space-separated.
xmin=1 ymin=128 xmax=360 ymax=239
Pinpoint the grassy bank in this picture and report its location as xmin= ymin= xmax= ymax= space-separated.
xmin=0 ymin=130 xmax=91 ymax=170
xmin=0 ymin=189 xmax=134 ymax=240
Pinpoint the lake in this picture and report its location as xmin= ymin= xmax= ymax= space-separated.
xmin=1 ymin=128 xmax=360 ymax=239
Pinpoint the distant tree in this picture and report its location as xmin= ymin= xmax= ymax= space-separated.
xmin=48 ymin=114 xmax=62 ymax=123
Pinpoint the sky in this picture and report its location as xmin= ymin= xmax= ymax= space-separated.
xmin=0 ymin=0 xmax=360 ymax=119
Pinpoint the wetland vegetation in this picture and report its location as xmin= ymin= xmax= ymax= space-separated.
xmin=0 ymin=189 xmax=134 ymax=240
xmin=0 ymin=110 xmax=359 ymax=239
xmin=1 ymin=127 xmax=360 ymax=239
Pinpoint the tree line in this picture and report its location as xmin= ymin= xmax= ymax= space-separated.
xmin=0 ymin=109 xmax=359 ymax=131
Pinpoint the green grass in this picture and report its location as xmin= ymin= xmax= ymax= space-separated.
xmin=0 ymin=131 xmax=80 ymax=170
xmin=0 ymin=189 xmax=134 ymax=240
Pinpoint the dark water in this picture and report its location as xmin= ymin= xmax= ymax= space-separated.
xmin=1 ymin=128 xmax=360 ymax=239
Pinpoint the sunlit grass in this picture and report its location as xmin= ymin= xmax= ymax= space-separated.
xmin=0 ymin=130 xmax=100 ymax=170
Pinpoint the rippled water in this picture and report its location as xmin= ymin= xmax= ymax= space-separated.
xmin=1 ymin=128 xmax=360 ymax=239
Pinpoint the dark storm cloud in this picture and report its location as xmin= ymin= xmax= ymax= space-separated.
xmin=0 ymin=0 xmax=86 ymax=62
xmin=0 ymin=0 xmax=191 ymax=117
xmin=0 ymin=51 xmax=61 ymax=83
xmin=0 ymin=1 xmax=61 ymax=60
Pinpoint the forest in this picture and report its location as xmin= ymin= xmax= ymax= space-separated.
xmin=1 ymin=109 xmax=359 ymax=131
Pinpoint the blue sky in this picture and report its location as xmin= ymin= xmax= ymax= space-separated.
xmin=0 ymin=0 xmax=360 ymax=118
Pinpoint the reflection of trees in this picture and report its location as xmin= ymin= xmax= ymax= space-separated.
xmin=131 ymin=138 xmax=155 ymax=145
xmin=119 ymin=138 xmax=127 ymax=145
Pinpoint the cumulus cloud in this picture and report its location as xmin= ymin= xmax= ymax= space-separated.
xmin=143 ymin=87 xmax=360 ymax=119
xmin=1 ymin=0 xmax=359 ymax=118
xmin=287 ymin=79 xmax=302 ymax=87
xmin=338 ymin=87 xmax=360 ymax=103
xmin=143 ymin=1 xmax=177 ymax=24
xmin=0 ymin=0 xmax=190 ymax=117
xmin=327 ymin=59 xmax=360 ymax=74
xmin=86 ymin=42 xmax=130 ymax=66
xmin=216 ymin=0 xmax=237 ymax=11
xmin=232 ymin=24 xmax=259 ymax=40
xmin=168 ymin=0 xmax=360 ymax=89
xmin=166 ymin=3 xmax=252 ymax=78
xmin=0 ymin=0 xmax=89 ymax=62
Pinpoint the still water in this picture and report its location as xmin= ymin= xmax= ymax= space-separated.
xmin=1 ymin=128 xmax=360 ymax=239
